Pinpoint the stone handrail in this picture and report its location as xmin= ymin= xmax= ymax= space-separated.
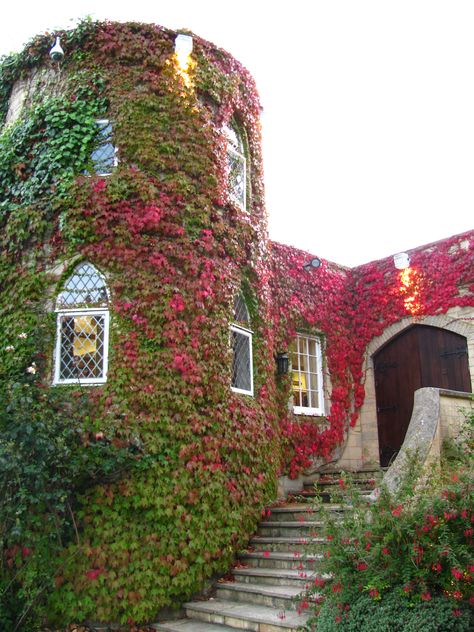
xmin=378 ymin=387 xmax=473 ymax=497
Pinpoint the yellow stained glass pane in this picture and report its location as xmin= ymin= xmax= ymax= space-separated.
xmin=73 ymin=316 xmax=97 ymax=356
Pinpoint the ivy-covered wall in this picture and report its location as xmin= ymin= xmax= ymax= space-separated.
xmin=0 ymin=20 xmax=280 ymax=626
xmin=0 ymin=18 xmax=473 ymax=628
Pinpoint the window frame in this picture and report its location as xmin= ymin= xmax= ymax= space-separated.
xmin=291 ymin=333 xmax=325 ymax=416
xmin=53 ymin=308 xmax=110 ymax=385
xmin=90 ymin=118 xmax=118 ymax=177
xmin=224 ymin=123 xmax=247 ymax=211
xmin=230 ymin=323 xmax=254 ymax=397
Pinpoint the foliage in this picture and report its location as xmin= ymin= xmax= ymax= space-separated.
xmin=270 ymin=231 xmax=474 ymax=476
xmin=313 ymin=589 xmax=473 ymax=631
xmin=305 ymin=466 xmax=474 ymax=630
xmin=0 ymin=18 xmax=277 ymax=627
xmin=0 ymin=16 xmax=473 ymax=627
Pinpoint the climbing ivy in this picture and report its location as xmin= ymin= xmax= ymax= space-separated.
xmin=0 ymin=17 xmax=473 ymax=630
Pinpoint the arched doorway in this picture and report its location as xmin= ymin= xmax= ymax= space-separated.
xmin=374 ymin=325 xmax=471 ymax=467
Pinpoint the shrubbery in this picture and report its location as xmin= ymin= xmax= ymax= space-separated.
xmin=305 ymin=411 xmax=474 ymax=631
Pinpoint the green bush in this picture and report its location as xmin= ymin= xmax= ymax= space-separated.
xmin=314 ymin=589 xmax=473 ymax=631
xmin=305 ymin=435 xmax=474 ymax=631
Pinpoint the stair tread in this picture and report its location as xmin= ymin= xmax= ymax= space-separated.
xmin=259 ymin=520 xmax=323 ymax=527
xmin=240 ymin=551 xmax=322 ymax=561
xmin=185 ymin=598 xmax=310 ymax=628
xmin=251 ymin=535 xmax=325 ymax=543
xmin=233 ymin=567 xmax=322 ymax=579
xmin=216 ymin=580 xmax=304 ymax=598
xmin=152 ymin=621 xmax=238 ymax=632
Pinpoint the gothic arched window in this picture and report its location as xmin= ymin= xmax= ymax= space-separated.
xmin=53 ymin=262 xmax=110 ymax=384
xmin=230 ymin=294 xmax=253 ymax=395
xmin=224 ymin=124 xmax=247 ymax=211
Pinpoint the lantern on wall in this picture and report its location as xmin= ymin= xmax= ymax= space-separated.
xmin=276 ymin=352 xmax=289 ymax=375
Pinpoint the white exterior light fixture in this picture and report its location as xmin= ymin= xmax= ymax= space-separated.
xmin=175 ymin=34 xmax=193 ymax=72
xmin=393 ymin=252 xmax=410 ymax=270
xmin=49 ymin=36 xmax=65 ymax=62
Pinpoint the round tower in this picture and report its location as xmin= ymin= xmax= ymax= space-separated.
xmin=0 ymin=20 xmax=280 ymax=625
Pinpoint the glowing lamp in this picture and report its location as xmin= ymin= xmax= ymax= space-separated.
xmin=393 ymin=252 xmax=410 ymax=270
xmin=175 ymin=33 xmax=193 ymax=72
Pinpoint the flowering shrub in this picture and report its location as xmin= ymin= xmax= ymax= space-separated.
xmin=306 ymin=455 xmax=474 ymax=630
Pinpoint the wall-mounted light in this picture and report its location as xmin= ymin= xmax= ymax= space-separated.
xmin=49 ymin=36 xmax=64 ymax=62
xmin=303 ymin=257 xmax=321 ymax=272
xmin=393 ymin=252 xmax=410 ymax=270
xmin=276 ymin=352 xmax=289 ymax=375
xmin=175 ymin=33 xmax=193 ymax=73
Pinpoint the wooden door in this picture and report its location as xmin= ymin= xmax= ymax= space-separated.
xmin=374 ymin=325 xmax=471 ymax=467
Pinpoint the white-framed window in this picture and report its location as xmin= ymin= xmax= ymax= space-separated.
xmin=91 ymin=119 xmax=118 ymax=176
xmin=231 ymin=294 xmax=253 ymax=396
xmin=224 ymin=124 xmax=246 ymax=210
xmin=53 ymin=262 xmax=110 ymax=385
xmin=290 ymin=333 xmax=324 ymax=415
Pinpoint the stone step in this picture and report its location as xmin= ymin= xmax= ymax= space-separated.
xmin=265 ymin=503 xmax=348 ymax=520
xmin=257 ymin=521 xmax=323 ymax=537
xmin=216 ymin=580 xmax=304 ymax=610
xmin=152 ymin=621 xmax=238 ymax=632
xmin=184 ymin=598 xmax=310 ymax=631
xmin=249 ymin=535 xmax=326 ymax=552
xmin=232 ymin=566 xmax=322 ymax=587
xmin=239 ymin=550 xmax=322 ymax=570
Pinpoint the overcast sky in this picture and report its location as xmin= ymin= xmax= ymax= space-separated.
xmin=1 ymin=1 xmax=473 ymax=266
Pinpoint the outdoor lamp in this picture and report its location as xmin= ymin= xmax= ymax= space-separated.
xmin=303 ymin=257 xmax=321 ymax=272
xmin=276 ymin=352 xmax=289 ymax=375
xmin=393 ymin=252 xmax=410 ymax=270
xmin=175 ymin=33 xmax=193 ymax=70
xmin=49 ymin=36 xmax=64 ymax=62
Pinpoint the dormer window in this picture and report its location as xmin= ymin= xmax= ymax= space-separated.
xmin=224 ymin=124 xmax=246 ymax=210
xmin=53 ymin=263 xmax=110 ymax=385
xmin=91 ymin=119 xmax=117 ymax=176
xmin=231 ymin=294 xmax=253 ymax=396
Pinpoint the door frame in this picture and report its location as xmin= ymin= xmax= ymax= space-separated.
xmin=336 ymin=307 xmax=474 ymax=470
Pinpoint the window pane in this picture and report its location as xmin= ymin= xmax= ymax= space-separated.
xmin=59 ymin=314 xmax=106 ymax=381
xmin=91 ymin=120 xmax=116 ymax=175
xmin=290 ymin=334 xmax=323 ymax=414
xmin=56 ymin=263 xmax=108 ymax=309
xmin=231 ymin=329 xmax=252 ymax=392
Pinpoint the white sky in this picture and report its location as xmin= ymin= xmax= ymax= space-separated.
xmin=1 ymin=1 xmax=473 ymax=267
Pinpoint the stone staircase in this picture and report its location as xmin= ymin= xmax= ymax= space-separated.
xmin=152 ymin=472 xmax=380 ymax=632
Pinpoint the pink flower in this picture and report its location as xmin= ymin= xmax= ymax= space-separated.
xmin=421 ymin=591 xmax=431 ymax=601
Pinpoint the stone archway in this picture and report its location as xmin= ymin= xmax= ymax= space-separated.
xmin=335 ymin=306 xmax=474 ymax=471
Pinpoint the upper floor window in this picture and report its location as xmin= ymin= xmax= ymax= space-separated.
xmin=224 ymin=124 xmax=246 ymax=210
xmin=53 ymin=262 xmax=110 ymax=385
xmin=91 ymin=119 xmax=117 ymax=176
xmin=231 ymin=294 xmax=253 ymax=396
xmin=290 ymin=333 xmax=324 ymax=415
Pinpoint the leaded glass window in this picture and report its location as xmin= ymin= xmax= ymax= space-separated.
xmin=224 ymin=124 xmax=246 ymax=210
xmin=91 ymin=119 xmax=117 ymax=176
xmin=231 ymin=293 xmax=253 ymax=396
xmin=54 ymin=263 xmax=110 ymax=385
xmin=290 ymin=334 xmax=324 ymax=415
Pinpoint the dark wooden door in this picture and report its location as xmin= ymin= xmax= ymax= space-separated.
xmin=374 ymin=325 xmax=471 ymax=467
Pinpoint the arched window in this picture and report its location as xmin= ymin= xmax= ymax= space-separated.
xmin=231 ymin=294 xmax=253 ymax=396
xmin=53 ymin=262 xmax=110 ymax=385
xmin=224 ymin=124 xmax=247 ymax=210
